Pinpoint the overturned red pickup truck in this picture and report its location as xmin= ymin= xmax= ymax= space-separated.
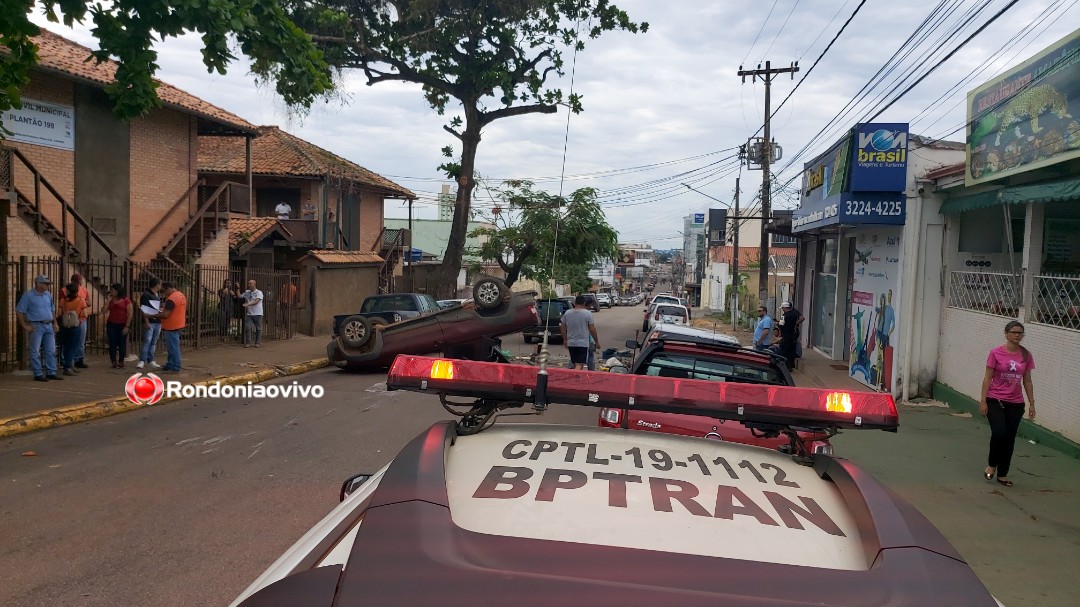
xmin=327 ymin=277 xmax=539 ymax=371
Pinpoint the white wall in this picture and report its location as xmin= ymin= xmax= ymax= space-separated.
xmin=937 ymin=307 xmax=1079 ymax=443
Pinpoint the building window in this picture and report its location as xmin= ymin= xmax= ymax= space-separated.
xmin=958 ymin=206 xmax=1024 ymax=254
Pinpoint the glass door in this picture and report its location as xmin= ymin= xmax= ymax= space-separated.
xmin=813 ymin=238 xmax=839 ymax=355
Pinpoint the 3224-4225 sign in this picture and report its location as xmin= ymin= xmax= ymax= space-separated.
xmin=845 ymin=199 xmax=902 ymax=217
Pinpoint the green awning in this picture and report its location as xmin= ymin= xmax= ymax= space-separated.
xmin=999 ymin=176 xmax=1080 ymax=204
xmin=939 ymin=190 xmax=1002 ymax=214
xmin=941 ymin=176 xmax=1080 ymax=213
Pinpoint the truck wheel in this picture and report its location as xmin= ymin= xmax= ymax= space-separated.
xmin=473 ymin=277 xmax=508 ymax=310
xmin=340 ymin=315 xmax=374 ymax=349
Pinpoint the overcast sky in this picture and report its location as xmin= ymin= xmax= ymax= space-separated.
xmin=28 ymin=0 xmax=1080 ymax=249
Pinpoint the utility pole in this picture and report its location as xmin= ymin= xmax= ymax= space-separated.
xmin=739 ymin=60 xmax=798 ymax=305
xmin=732 ymin=177 xmax=739 ymax=331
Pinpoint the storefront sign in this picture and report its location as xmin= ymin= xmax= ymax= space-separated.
xmin=791 ymin=192 xmax=906 ymax=233
xmin=801 ymin=136 xmax=851 ymax=200
xmin=849 ymin=123 xmax=908 ymax=192
xmin=848 ymin=228 xmax=902 ymax=393
xmin=966 ymin=27 xmax=1080 ymax=185
xmin=693 ymin=213 xmax=705 ymax=224
xmin=3 ymin=98 xmax=74 ymax=151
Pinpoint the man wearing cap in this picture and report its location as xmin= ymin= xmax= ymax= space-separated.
xmin=15 ymin=275 xmax=63 ymax=381
xmin=779 ymin=301 xmax=804 ymax=370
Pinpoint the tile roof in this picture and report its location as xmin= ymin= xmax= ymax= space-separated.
xmin=29 ymin=29 xmax=257 ymax=134
xmin=198 ymin=126 xmax=415 ymax=199
xmin=303 ymin=250 xmax=384 ymax=265
xmin=229 ymin=217 xmax=291 ymax=252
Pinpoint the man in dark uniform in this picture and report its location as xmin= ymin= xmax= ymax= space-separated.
xmin=779 ymin=301 xmax=804 ymax=370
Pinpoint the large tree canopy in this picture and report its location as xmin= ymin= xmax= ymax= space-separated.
xmin=1 ymin=1 xmax=333 ymax=127
xmin=468 ymin=179 xmax=618 ymax=290
xmin=290 ymin=0 xmax=646 ymax=296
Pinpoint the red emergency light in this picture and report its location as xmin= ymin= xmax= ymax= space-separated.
xmin=386 ymin=355 xmax=899 ymax=431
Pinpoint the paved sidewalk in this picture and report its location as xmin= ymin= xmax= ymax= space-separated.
xmin=0 ymin=335 xmax=330 ymax=436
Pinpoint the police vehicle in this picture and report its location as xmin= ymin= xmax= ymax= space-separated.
xmin=229 ymin=355 xmax=1003 ymax=607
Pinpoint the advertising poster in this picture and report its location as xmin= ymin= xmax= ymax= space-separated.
xmin=849 ymin=123 xmax=909 ymax=192
xmin=848 ymin=228 xmax=902 ymax=393
xmin=966 ymin=27 xmax=1080 ymax=185
xmin=3 ymin=98 xmax=74 ymax=151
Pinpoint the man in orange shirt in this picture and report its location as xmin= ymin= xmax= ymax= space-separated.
xmin=156 ymin=282 xmax=187 ymax=373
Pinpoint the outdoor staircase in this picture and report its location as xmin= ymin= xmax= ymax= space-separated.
xmin=1 ymin=146 xmax=117 ymax=264
xmin=373 ymin=227 xmax=406 ymax=294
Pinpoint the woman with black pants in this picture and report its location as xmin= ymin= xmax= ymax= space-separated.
xmin=979 ymin=320 xmax=1036 ymax=487
xmin=105 ymin=283 xmax=133 ymax=369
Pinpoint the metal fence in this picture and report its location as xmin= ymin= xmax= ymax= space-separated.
xmin=3 ymin=256 xmax=296 ymax=373
xmin=947 ymin=269 xmax=1080 ymax=331
xmin=947 ymin=270 xmax=1023 ymax=318
xmin=1030 ymin=274 xmax=1080 ymax=331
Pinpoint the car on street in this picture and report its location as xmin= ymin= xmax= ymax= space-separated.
xmin=326 ymin=278 xmax=539 ymax=371
xmin=596 ymin=293 xmax=613 ymax=308
xmin=642 ymin=302 xmax=689 ymax=332
xmin=332 ymin=292 xmax=441 ymax=337
xmin=578 ymin=293 xmax=600 ymax=312
xmin=228 ymin=355 xmax=1003 ymax=607
xmin=522 ymin=298 xmax=570 ymax=344
xmin=599 ymin=329 xmax=829 ymax=453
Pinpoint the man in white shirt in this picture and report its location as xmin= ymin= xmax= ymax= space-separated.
xmin=274 ymin=202 xmax=292 ymax=219
xmin=241 ymin=279 xmax=264 ymax=348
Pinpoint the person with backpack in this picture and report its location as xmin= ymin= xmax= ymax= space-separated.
xmin=56 ymin=282 xmax=88 ymax=376
xmin=105 ymin=283 xmax=133 ymax=369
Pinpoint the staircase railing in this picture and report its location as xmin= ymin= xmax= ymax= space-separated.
xmin=374 ymin=228 xmax=404 ymax=294
xmin=3 ymin=146 xmax=116 ymax=261
xmin=129 ymin=178 xmax=204 ymax=259
xmin=158 ymin=181 xmax=233 ymax=261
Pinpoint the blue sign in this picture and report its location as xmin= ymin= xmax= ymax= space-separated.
xmin=693 ymin=213 xmax=705 ymax=224
xmin=407 ymin=248 xmax=423 ymax=262
xmin=849 ymin=123 xmax=908 ymax=192
xmin=791 ymin=192 xmax=906 ymax=233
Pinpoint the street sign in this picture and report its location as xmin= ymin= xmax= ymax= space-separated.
xmin=693 ymin=213 xmax=704 ymax=224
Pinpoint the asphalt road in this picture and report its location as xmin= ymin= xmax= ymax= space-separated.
xmin=0 ymin=304 xmax=647 ymax=607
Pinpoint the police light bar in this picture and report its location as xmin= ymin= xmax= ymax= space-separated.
xmin=386 ymin=356 xmax=899 ymax=431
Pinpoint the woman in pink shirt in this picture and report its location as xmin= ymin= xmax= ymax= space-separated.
xmin=979 ymin=321 xmax=1036 ymax=487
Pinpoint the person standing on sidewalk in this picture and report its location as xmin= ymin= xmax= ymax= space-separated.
xmin=778 ymin=301 xmax=803 ymax=370
xmin=138 ymin=277 xmax=163 ymax=370
xmin=753 ymin=305 xmax=774 ymax=351
xmin=56 ymin=282 xmax=88 ymax=376
xmin=980 ymin=320 xmax=1036 ymax=488
xmin=105 ymin=283 xmax=133 ymax=369
xmin=70 ymin=273 xmax=91 ymax=369
xmin=156 ymin=282 xmax=186 ymax=373
xmin=242 ymin=279 xmax=264 ymax=348
xmin=560 ymin=295 xmax=598 ymax=370
xmin=15 ymin=275 xmax=62 ymax=382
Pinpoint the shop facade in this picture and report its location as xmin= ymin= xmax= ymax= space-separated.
xmin=792 ymin=123 xmax=964 ymax=398
xmin=931 ymin=27 xmax=1080 ymax=444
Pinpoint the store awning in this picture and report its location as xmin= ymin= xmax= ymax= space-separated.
xmin=998 ymin=175 xmax=1080 ymax=204
xmin=940 ymin=176 xmax=1080 ymax=213
xmin=939 ymin=190 xmax=1003 ymax=213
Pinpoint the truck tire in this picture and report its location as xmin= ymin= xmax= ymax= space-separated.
xmin=473 ymin=277 xmax=508 ymax=310
xmin=340 ymin=315 xmax=374 ymax=349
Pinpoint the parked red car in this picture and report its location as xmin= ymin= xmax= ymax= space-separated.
xmin=600 ymin=329 xmax=833 ymax=456
xmin=327 ymin=278 xmax=539 ymax=371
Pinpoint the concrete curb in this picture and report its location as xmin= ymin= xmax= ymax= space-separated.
xmin=0 ymin=358 xmax=330 ymax=440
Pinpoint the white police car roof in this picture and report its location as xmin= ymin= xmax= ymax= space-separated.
xmin=231 ymin=358 xmax=1000 ymax=607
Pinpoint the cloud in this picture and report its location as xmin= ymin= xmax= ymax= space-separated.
xmin=25 ymin=0 xmax=1079 ymax=246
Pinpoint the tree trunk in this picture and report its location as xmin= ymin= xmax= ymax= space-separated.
xmin=437 ymin=114 xmax=481 ymax=298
